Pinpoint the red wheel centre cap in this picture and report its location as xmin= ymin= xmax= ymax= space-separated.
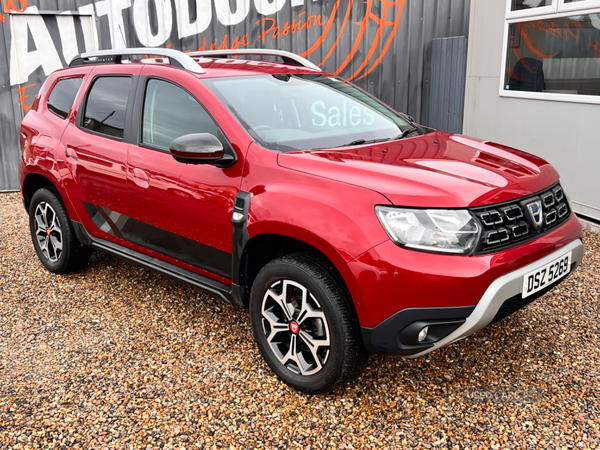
xmin=46 ymin=228 xmax=51 ymax=236
xmin=289 ymin=321 xmax=299 ymax=334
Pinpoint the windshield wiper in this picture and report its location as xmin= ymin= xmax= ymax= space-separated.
xmin=335 ymin=139 xmax=367 ymax=147
xmin=393 ymin=126 xmax=421 ymax=140
xmin=317 ymin=128 xmax=421 ymax=150
xmin=331 ymin=137 xmax=392 ymax=149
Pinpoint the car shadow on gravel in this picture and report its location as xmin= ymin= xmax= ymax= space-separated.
xmin=69 ymin=249 xmax=583 ymax=402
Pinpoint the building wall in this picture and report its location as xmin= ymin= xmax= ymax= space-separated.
xmin=463 ymin=0 xmax=600 ymax=221
xmin=0 ymin=0 xmax=470 ymax=190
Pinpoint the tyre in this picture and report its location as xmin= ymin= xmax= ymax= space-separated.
xmin=29 ymin=187 xmax=92 ymax=274
xmin=249 ymin=252 xmax=368 ymax=394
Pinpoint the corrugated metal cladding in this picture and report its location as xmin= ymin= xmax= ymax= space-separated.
xmin=428 ymin=36 xmax=468 ymax=134
xmin=0 ymin=0 xmax=470 ymax=190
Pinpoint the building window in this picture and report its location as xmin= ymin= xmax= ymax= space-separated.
xmin=503 ymin=0 xmax=600 ymax=103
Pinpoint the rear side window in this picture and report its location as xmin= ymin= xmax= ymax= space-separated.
xmin=47 ymin=78 xmax=82 ymax=120
xmin=142 ymin=79 xmax=220 ymax=150
xmin=83 ymin=76 xmax=132 ymax=139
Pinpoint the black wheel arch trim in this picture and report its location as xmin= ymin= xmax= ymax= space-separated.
xmin=231 ymin=191 xmax=251 ymax=307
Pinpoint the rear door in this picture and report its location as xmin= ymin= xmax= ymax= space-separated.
xmin=61 ymin=65 xmax=142 ymax=242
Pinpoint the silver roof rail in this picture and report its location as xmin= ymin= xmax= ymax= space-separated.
xmin=188 ymin=49 xmax=321 ymax=72
xmin=72 ymin=48 xmax=206 ymax=74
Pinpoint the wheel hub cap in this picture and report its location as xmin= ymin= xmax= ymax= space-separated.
xmin=289 ymin=321 xmax=299 ymax=334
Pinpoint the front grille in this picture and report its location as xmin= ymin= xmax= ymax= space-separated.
xmin=471 ymin=182 xmax=570 ymax=255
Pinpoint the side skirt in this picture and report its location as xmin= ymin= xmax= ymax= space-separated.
xmin=72 ymin=220 xmax=233 ymax=304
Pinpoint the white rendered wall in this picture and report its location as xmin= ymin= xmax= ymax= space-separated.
xmin=463 ymin=0 xmax=600 ymax=221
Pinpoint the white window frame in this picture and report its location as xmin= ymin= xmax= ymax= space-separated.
xmin=506 ymin=1 xmax=556 ymax=20
xmin=558 ymin=0 xmax=600 ymax=13
xmin=501 ymin=0 xmax=600 ymax=104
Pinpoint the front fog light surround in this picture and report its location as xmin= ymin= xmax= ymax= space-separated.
xmin=375 ymin=206 xmax=480 ymax=254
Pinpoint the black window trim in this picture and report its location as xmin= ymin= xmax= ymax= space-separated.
xmin=76 ymin=74 xmax=138 ymax=142
xmin=132 ymin=75 xmax=237 ymax=163
xmin=46 ymin=75 xmax=85 ymax=121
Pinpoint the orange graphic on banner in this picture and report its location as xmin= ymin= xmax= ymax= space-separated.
xmin=298 ymin=1 xmax=342 ymax=58
xmin=257 ymin=12 xmax=325 ymax=42
xmin=350 ymin=0 xmax=405 ymax=81
xmin=183 ymin=34 xmax=248 ymax=52
xmin=18 ymin=83 xmax=35 ymax=111
xmin=0 ymin=0 xmax=27 ymax=23
xmin=318 ymin=0 xmax=354 ymax=68
xmin=298 ymin=0 xmax=406 ymax=81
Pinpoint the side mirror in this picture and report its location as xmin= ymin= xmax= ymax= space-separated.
xmin=169 ymin=133 xmax=235 ymax=166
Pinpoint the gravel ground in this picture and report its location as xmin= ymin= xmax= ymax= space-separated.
xmin=1 ymin=191 xmax=599 ymax=449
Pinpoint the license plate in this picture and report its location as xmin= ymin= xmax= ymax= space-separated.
xmin=522 ymin=251 xmax=572 ymax=298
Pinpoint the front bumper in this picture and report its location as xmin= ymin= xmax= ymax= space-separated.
xmin=361 ymin=238 xmax=584 ymax=357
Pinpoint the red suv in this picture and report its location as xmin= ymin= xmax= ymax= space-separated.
xmin=19 ymin=48 xmax=584 ymax=393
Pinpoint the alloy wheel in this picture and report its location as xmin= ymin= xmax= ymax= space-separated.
xmin=34 ymin=202 xmax=63 ymax=263
xmin=260 ymin=279 xmax=331 ymax=376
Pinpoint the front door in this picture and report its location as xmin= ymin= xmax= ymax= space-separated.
xmin=126 ymin=76 xmax=242 ymax=282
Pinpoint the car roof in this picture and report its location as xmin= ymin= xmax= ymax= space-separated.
xmin=46 ymin=58 xmax=327 ymax=91
xmin=191 ymin=57 xmax=326 ymax=78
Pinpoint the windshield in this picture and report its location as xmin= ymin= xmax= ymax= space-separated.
xmin=202 ymin=74 xmax=417 ymax=152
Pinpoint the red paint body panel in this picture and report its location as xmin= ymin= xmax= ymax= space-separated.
xmin=279 ymin=131 xmax=560 ymax=208
xmin=19 ymin=66 xmax=94 ymax=222
xmin=345 ymin=213 xmax=583 ymax=327
xmin=127 ymin=144 xmax=241 ymax=254
xmin=241 ymin=143 xmax=390 ymax=268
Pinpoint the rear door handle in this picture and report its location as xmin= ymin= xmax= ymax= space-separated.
xmin=132 ymin=167 xmax=150 ymax=189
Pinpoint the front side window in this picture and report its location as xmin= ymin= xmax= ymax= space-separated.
xmin=142 ymin=79 xmax=220 ymax=150
xmin=83 ymin=77 xmax=132 ymax=139
xmin=504 ymin=13 xmax=600 ymax=96
xmin=202 ymin=74 xmax=415 ymax=152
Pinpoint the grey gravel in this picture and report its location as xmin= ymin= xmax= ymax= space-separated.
xmin=1 ymin=192 xmax=599 ymax=449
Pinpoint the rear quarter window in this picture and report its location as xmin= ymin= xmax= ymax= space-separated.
xmin=47 ymin=78 xmax=83 ymax=120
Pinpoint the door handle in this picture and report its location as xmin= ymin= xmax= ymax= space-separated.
xmin=132 ymin=167 xmax=150 ymax=189
xmin=65 ymin=147 xmax=78 ymax=163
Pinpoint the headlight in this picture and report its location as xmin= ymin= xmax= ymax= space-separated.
xmin=375 ymin=206 xmax=480 ymax=254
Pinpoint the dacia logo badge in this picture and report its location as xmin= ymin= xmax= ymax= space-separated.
xmin=526 ymin=200 xmax=543 ymax=229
